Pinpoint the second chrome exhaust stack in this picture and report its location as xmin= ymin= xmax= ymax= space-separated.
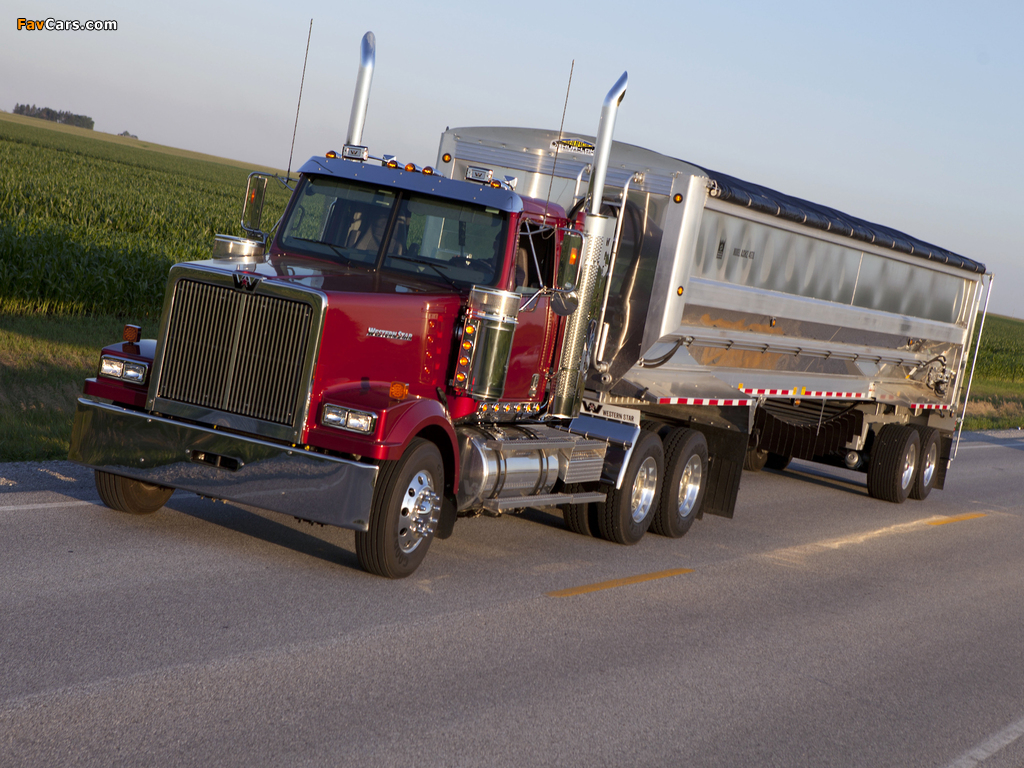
xmin=550 ymin=71 xmax=628 ymax=419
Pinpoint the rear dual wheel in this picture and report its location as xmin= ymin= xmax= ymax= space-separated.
xmin=595 ymin=431 xmax=663 ymax=545
xmin=866 ymin=424 xmax=920 ymax=503
xmin=651 ymin=428 xmax=707 ymax=538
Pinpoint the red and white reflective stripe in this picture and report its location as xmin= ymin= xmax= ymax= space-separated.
xmin=657 ymin=397 xmax=752 ymax=406
xmin=740 ymin=387 xmax=867 ymax=399
xmin=911 ymin=403 xmax=950 ymax=410
xmin=802 ymin=391 xmax=868 ymax=399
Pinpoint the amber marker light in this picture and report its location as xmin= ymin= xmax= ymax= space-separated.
xmin=442 ymin=153 xmax=452 ymax=163
xmin=455 ymin=372 xmax=467 ymax=383
xmin=677 ymin=286 xmax=684 ymax=296
xmin=405 ymin=163 xmax=417 ymax=172
xmin=122 ymin=324 xmax=141 ymax=343
xmin=389 ymin=381 xmax=409 ymax=400
xmin=326 ymin=150 xmax=338 ymax=158
xmin=461 ymin=340 xmax=472 ymax=351
xmin=673 ymin=193 xmax=683 ymax=203
xmin=422 ymin=166 xmax=434 ymax=176
xmin=459 ymin=356 xmax=470 ymax=366
xmin=386 ymin=159 xmax=399 ymax=169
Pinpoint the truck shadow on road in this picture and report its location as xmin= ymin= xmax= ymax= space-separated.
xmin=169 ymin=497 xmax=364 ymax=572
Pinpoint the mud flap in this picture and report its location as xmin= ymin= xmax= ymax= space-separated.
xmin=691 ymin=425 xmax=748 ymax=519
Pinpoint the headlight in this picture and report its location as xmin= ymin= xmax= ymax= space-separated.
xmin=322 ymin=404 xmax=377 ymax=434
xmin=99 ymin=356 xmax=149 ymax=385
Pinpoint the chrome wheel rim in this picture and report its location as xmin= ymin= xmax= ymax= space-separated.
xmin=398 ymin=469 xmax=439 ymax=554
xmin=900 ymin=443 xmax=918 ymax=491
xmin=677 ymin=455 xmax=703 ymax=519
xmin=630 ymin=457 xmax=658 ymax=523
xmin=922 ymin=441 xmax=937 ymax=488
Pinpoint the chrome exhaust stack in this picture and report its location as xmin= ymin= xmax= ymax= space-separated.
xmin=344 ymin=31 xmax=376 ymax=148
xmin=550 ymin=72 xmax=628 ymax=419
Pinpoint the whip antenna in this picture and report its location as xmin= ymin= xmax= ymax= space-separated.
xmin=543 ymin=59 xmax=574 ymax=223
xmin=287 ymin=19 xmax=313 ymax=180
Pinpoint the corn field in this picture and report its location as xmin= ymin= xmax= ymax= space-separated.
xmin=0 ymin=117 xmax=288 ymax=318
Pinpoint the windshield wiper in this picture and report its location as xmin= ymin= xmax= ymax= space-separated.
xmin=289 ymin=237 xmax=354 ymax=264
xmin=387 ymin=254 xmax=460 ymax=290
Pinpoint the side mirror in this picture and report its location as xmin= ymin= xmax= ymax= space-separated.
xmin=241 ymin=173 xmax=269 ymax=239
xmin=550 ymin=289 xmax=579 ymax=316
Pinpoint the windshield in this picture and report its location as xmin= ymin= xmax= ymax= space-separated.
xmin=278 ymin=175 xmax=507 ymax=289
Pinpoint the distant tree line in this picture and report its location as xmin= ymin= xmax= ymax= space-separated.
xmin=13 ymin=103 xmax=94 ymax=130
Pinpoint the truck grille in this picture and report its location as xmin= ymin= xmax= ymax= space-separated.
xmin=157 ymin=280 xmax=314 ymax=427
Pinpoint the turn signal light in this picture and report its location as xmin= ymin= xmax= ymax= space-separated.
xmin=389 ymin=381 xmax=409 ymax=400
xmin=122 ymin=324 xmax=141 ymax=343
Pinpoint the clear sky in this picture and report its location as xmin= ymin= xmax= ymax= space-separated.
xmin=4 ymin=0 xmax=1021 ymax=319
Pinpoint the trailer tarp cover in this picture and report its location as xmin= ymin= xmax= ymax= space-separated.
xmin=701 ymin=168 xmax=986 ymax=274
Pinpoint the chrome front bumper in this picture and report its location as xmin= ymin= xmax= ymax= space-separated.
xmin=69 ymin=398 xmax=378 ymax=531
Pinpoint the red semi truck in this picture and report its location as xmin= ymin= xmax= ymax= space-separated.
xmin=70 ymin=33 xmax=990 ymax=578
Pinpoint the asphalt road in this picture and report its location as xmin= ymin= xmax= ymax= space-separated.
xmin=2 ymin=430 xmax=1023 ymax=767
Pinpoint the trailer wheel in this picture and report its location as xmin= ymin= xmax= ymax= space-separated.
xmin=651 ymin=428 xmax=707 ymax=538
xmin=866 ymin=425 xmax=920 ymax=503
xmin=94 ymin=470 xmax=172 ymax=515
xmin=743 ymin=447 xmax=768 ymax=472
xmin=563 ymin=483 xmax=599 ymax=537
xmin=910 ymin=427 xmax=941 ymax=501
xmin=596 ymin=430 xmax=663 ymax=545
xmin=355 ymin=438 xmax=443 ymax=579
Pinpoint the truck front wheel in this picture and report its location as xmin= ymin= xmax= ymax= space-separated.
xmin=651 ymin=428 xmax=707 ymax=538
xmin=596 ymin=431 xmax=663 ymax=545
xmin=866 ymin=424 xmax=920 ymax=503
xmin=94 ymin=470 xmax=172 ymax=515
xmin=356 ymin=438 xmax=443 ymax=579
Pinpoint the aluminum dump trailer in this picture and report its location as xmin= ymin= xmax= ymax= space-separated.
xmin=438 ymin=126 xmax=991 ymax=511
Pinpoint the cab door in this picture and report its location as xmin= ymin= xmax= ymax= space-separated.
xmin=502 ymin=218 xmax=561 ymax=403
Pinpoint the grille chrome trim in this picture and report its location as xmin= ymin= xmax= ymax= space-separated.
xmin=147 ymin=263 xmax=327 ymax=443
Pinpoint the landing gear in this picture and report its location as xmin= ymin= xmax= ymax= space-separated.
xmin=95 ymin=470 xmax=172 ymax=514
xmin=651 ymin=428 xmax=707 ymax=538
xmin=866 ymin=424 xmax=920 ymax=503
xmin=356 ymin=438 xmax=443 ymax=578
xmin=596 ymin=430 xmax=663 ymax=545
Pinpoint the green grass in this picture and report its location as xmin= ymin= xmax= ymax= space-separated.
xmin=0 ymin=313 xmax=159 ymax=461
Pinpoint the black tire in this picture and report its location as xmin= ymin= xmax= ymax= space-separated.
xmin=866 ymin=424 xmax=920 ymax=503
xmin=596 ymin=430 xmax=663 ymax=545
xmin=743 ymin=447 xmax=768 ymax=472
xmin=910 ymin=426 xmax=941 ymax=501
xmin=651 ymin=428 xmax=708 ymax=538
xmin=764 ymin=452 xmax=792 ymax=471
xmin=355 ymin=438 xmax=443 ymax=579
xmin=562 ymin=483 xmax=600 ymax=537
xmin=94 ymin=470 xmax=172 ymax=514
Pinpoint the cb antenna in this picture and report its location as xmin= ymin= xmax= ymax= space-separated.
xmin=287 ymin=19 xmax=314 ymax=180
xmin=543 ymin=59 xmax=574 ymax=224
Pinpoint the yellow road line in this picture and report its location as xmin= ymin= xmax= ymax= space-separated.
xmin=927 ymin=512 xmax=988 ymax=526
xmin=547 ymin=567 xmax=693 ymax=598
